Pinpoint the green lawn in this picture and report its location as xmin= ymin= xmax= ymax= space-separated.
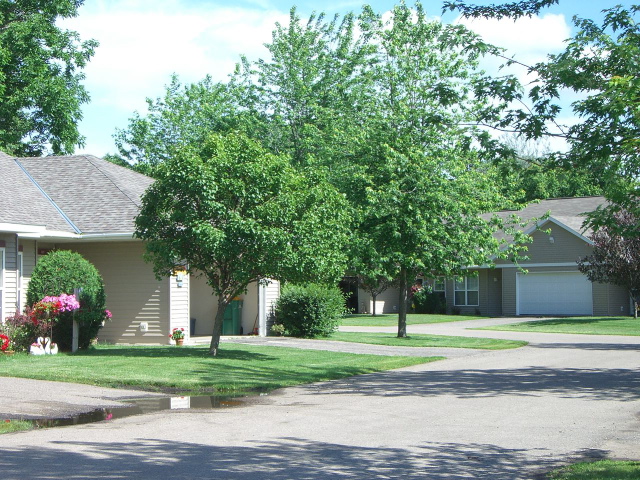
xmin=548 ymin=460 xmax=640 ymax=479
xmin=328 ymin=332 xmax=527 ymax=350
xmin=341 ymin=313 xmax=485 ymax=327
xmin=0 ymin=420 xmax=33 ymax=434
xmin=0 ymin=344 xmax=439 ymax=394
xmin=478 ymin=316 xmax=639 ymax=336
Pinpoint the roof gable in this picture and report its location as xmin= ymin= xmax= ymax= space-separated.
xmin=492 ymin=196 xmax=605 ymax=245
xmin=0 ymin=153 xmax=154 ymax=236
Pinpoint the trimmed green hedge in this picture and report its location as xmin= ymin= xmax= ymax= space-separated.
xmin=26 ymin=250 xmax=107 ymax=350
xmin=274 ymin=284 xmax=346 ymax=338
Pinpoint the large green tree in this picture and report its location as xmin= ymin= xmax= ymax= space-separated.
xmin=350 ymin=3 xmax=526 ymax=336
xmin=0 ymin=0 xmax=97 ymax=156
xmin=135 ymin=131 xmax=350 ymax=355
xmin=114 ymin=75 xmax=264 ymax=176
xmin=446 ymin=1 xmax=640 ymax=235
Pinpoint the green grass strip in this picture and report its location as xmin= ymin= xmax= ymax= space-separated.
xmin=478 ymin=317 xmax=639 ymax=336
xmin=329 ymin=332 xmax=527 ymax=350
xmin=341 ymin=313 xmax=485 ymax=326
xmin=0 ymin=344 xmax=439 ymax=394
xmin=0 ymin=419 xmax=33 ymax=435
xmin=548 ymin=459 xmax=640 ymax=479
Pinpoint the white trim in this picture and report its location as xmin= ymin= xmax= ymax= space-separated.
xmin=16 ymin=252 xmax=23 ymax=313
xmin=258 ymin=282 xmax=267 ymax=337
xmin=17 ymin=231 xmax=136 ymax=242
xmin=522 ymin=217 xmax=593 ymax=245
xmin=494 ymin=262 xmax=581 ymax=269
xmin=0 ymin=223 xmax=48 ymax=234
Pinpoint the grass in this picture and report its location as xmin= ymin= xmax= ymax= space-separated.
xmin=548 ymin=460 xmax=640 ymax=479
xmin=0 ymin=419 xmax=33 ymax=434
xmin=341 ymin=313 xmax=485 ymax=327
xmin=329 ymin=332 xmax=527 ymax=350
xmin=478 ymin=316 xmax=639 ymax=336
xmin=0 ymin=344 xmax=439 ymax=394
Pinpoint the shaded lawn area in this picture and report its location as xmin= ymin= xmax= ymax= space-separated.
xmin=0 ymin=344 xmax=438 ymax=394
xmin=342 ymin=313 xmax=485 ymax=327
xmin=478 ymin=316 xmax=639 ymax=336
xmin=548 ymin=459 xmax=640 ymax=479
xmin=329 ymin=332 xmax=527 ymax=350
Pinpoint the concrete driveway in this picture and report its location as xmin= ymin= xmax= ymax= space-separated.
xmin=0 ymin=318 xmax=638 ymax=479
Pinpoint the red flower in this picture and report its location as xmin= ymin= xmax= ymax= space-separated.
xmin=0 ymin=334 xmax=10 ymax=352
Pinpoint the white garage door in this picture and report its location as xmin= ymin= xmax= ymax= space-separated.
xmin=517 ymin=272 xmax=593 ymax=315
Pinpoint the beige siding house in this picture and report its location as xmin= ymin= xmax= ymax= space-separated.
xmin=0 ymin=152 xmax=278 ymax=344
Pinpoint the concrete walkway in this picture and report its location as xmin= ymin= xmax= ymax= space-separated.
xmin=0 ymin=318 xmax=638 ymax=479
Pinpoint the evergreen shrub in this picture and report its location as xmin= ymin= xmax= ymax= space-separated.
xmin=274 ymin=283 xmax=346 ymax=338
xmin=26 ymin=250 xmax=108 ymax=350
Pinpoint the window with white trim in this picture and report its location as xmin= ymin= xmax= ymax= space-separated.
xmin=0 ymin=248 xmax=4 ymax=322
xmin=433 ymin=276 xmax=445 ymax=292
xmin=454 ymin=275 xmax=479 ymax=306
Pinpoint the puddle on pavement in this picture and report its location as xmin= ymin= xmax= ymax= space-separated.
xmin=31 ymin=394 xmax=257 ymax=428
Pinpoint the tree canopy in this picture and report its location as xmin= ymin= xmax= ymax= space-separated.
xmin=134 ymin=131 xmax=350 ymax=355
xmin=124 ymin=2 xmax=535 ymax=337
xmin=448 ymin=1 xmax=640 ymax=236
xmin=0 ymin=0 xmax=97 ymax=156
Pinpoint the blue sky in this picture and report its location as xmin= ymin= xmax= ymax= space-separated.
xmin=62 ymin=0 xmax=636 ymax=157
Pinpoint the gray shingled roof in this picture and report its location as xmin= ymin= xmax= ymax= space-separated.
xmin=491 ymin=196 xmax=605 ymax=244
xmin=0 ymin=152 xmax=153 ymax=235
xmin=0 ymin=153 xmax=75 ymax=232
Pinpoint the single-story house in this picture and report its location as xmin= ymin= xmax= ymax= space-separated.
xmin=356 ymin=196 xmax=632 ymax=316
xmin=0 ymin=152 xmax=279 ymax=344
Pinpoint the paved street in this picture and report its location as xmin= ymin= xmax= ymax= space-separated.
xmin=0 ymin=318 xmax=638 ymax=479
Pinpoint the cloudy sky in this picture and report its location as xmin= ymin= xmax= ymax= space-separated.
xmin=60 ymin=0 xmax=634 ymax=156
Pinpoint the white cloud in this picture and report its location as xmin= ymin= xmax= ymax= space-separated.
xmin=64 ymin=1 xmax=285 ymax=112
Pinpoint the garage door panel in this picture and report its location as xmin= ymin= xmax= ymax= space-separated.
xmin=518 ymin=272 xmax=592 ymax=315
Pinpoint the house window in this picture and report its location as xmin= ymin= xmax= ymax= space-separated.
xmin=454 ymin=275 xmax=479 ymax=306
xmin=433 ymin=276 xmax=445 ymax=292
xmin=0 ymin=248 xmax=4 ymax=322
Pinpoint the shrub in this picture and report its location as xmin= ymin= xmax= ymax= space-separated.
xmin=1 ymin=309 xmax=51 ymax=352
xmin=413 ymin=286 xmax=446 ymax=314
xmin=26 ymin=250 xmax=108 ymax=350
xmin=274 ymin=284 xmax=346 ymax=338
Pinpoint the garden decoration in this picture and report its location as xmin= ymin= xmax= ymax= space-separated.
xmin=28 ymin=294 xmax=80 ymax=354
xmin=29 ymin=336 xmax=59 ymax=355
xmin=170 ymin=328 xmax=185 ymax=346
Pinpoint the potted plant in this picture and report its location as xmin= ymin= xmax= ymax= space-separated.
xmin=169 ymin=328 xmax=185 ymax=346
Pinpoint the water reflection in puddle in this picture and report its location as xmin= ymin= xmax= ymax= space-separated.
xmin=34 ymin=394 xmax=253 ymax=428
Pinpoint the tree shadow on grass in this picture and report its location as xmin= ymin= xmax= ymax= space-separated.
xmin=304 ymin=366 xmax=640 ymax=401
xmin=74 ymin=346 xmax=278 ymax=361
xmin=0 ymin=437 xmax=606 ymax=479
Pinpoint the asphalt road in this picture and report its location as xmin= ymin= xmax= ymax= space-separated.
xmin=0 ymin=318 xmax=638 ymax=479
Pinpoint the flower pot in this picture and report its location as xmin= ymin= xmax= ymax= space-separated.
xmin=176 ymin=338 xmax=184 ymax=346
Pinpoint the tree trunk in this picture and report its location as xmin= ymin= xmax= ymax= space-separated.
xmin=372 ymin=293 xmax=377 ymax=316
xmin=209 ymin=296 xmax=230 ymax=356
xmin=635 ymin=300 xmax=638 ymax=319
xmin=397 ymin=266 xmax=408 ymax=338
